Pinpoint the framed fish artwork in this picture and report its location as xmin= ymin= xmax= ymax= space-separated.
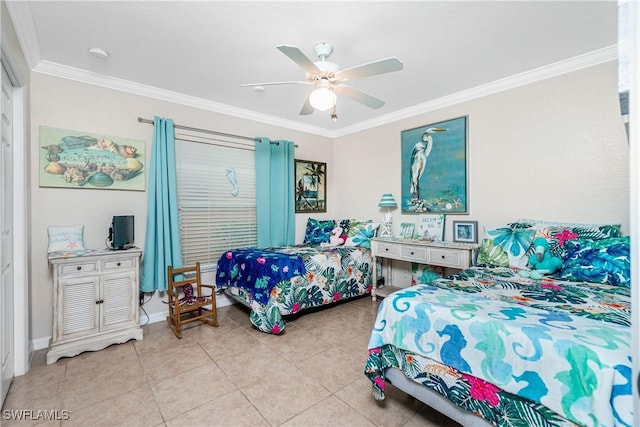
xmin=39 ymin=126 xmax=146 ymax=191
xmin=400 ymin=116 xmax=468 ymax=214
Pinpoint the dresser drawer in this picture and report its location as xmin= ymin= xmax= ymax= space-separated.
xmin=427 ymin=247 xmax=469 ymax=269
xmin=103 ymin=258 xmax=134 ymax=271
xmin=59 ymin=261 xmax=98 ymax=276
xmin=401 ymin=245 xmax=428 ymax=262
xmin=377 ymin=242 xmax=400 ymax=257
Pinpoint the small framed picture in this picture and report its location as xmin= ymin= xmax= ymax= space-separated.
xmin=417 ymin=214 xmax=445 ymax=241
xmin=398 ymin=223 xmax=416 ymax=239
xmin=452 ymin=220 xmax=478 ymax=243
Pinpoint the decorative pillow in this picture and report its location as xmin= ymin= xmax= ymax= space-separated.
xmin=476 ymin=238 xmax=509 ymax=267
xmin=303 ymin=218 xmax=335 ymax=245
xmin=514 ymin=219 xmax=621 ymax=260
xmin=476 ymin=225 xmax=536 ymax=268
xmin=344 ymin=220 xmax=379 ymax=248
xmin=47 ymin=224 xmax=85 ymax=253
xmin=558 ymin=236 xmax=630 ymax=287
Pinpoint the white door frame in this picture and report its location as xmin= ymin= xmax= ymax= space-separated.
xmin=1 ymin=41 xmax=29 ymax=377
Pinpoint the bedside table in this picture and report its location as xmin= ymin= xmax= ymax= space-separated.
xmin=370 ymin=238 xmax=476 ymax=301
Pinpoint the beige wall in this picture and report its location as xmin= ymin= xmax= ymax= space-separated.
xmin=29 ymin=60 xmax=629 ymax=346
xmin=334 ymin=61 xmax=629 ymax=238
xmin=29 ymin=73 xmax=333 ymax=343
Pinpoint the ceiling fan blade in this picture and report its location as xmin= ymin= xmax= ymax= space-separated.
xmin=337 ymin=57 xmax=403 ymax=81
xmin=299 ymin=95 xmax=314 ymax=115
xmin=240 ymin=81 xmax=309 ymax=87
xmin=335 ymin=84 xmax=385 ymax=109
xmin=277 ymin=45 xmax=321 ymax=74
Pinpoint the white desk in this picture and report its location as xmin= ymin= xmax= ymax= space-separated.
xmin=371 ymin=238 xmax=476 ymax=300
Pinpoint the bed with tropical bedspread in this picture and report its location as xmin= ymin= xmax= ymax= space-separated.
xmin=216 ymin=244 xmax=373 ymax=333
xmin=365 ymin=220 xmax=632 ymax=427
xmin=216 ymin=218 xmax=378 ymax=334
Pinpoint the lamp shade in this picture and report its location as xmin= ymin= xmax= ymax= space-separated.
xmin=378 ymin=193 xmax=397 ymax=208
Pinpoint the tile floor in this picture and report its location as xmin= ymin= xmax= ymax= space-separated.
xmin=2 ymin=296 xmax=461 ymax=426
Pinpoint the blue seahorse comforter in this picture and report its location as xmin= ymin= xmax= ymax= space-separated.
xmin=367 ymin=267 xmax=632 ymax=426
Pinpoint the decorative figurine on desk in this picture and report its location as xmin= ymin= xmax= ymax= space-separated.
xmin=378 ymin=193 xmax=397 ymax=238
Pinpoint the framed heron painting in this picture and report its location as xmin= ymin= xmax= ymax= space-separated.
xmin=400 ymin=116 xmax=468 ymax=214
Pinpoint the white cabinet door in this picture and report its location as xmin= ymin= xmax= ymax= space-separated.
xmin=58 ymin=276 xmax=100 ymax=342
xmin=101 ymin=271 xmax=137 ymax=332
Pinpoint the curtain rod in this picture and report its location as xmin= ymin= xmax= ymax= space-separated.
xmin=138 ymin=117 xmax=255 ymax=142
xmin=138 ymin=117 xmax=297 ymax=147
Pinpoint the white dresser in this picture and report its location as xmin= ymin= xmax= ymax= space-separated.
xmin=370 ymin=238 xmax=476 ymax=300
xmin=47 ymin=248 xmax=144 ymax=364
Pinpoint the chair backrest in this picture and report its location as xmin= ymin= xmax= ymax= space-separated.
xmin=167 ymin=262 xmax=201 ymax=292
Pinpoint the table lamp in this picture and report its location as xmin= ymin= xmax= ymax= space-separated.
xmin=378 ymin=193 xmax=397 ymax=238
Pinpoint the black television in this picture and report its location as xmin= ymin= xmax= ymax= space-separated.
xmin=109 ymin=215 xmax=135 ymax=250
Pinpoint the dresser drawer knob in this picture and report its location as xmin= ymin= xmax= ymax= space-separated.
xmin=410 ymin=251 xmax=414 ymax=255
xmin=117 ymin=262 xmax=121 ymax=267
xmin=441 ymin=255 xmax=445 ymax=259
xmin=77 ymin=266 xmax=82 ymax=271
xmin=385 ymin=248 xmax=389 ymax=252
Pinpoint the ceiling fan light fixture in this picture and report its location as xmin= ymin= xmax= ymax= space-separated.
xmin=309 ymin=79 xmax=336 ymax=111
xmin=309 ymin=87 xmax=336 ymax=111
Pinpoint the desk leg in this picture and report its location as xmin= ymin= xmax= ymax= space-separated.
xmin=371 ymin=254 xmax=378 ymax=301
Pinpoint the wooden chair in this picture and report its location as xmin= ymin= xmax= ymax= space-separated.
xmin=166 ymin=262 xmax=218 ymax=338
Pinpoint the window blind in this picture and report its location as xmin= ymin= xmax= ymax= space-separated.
xmin=175 ymin=135 xmax=257 ymax=267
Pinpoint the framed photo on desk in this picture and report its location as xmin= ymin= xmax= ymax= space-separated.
xmin=452 ymin=220 xmax=478 ymax=243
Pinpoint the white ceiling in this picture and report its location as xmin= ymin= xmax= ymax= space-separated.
xmin=7 ymin=1 xmax=618 ymax=137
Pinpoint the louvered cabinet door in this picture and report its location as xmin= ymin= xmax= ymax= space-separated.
xmin=57 ymin=275 xmax=100 ymax=342
xmin=100 ymin=271 xmax=138 ymax=332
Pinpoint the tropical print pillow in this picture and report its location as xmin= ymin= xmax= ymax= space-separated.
xmin=559 ymin=236 xmax=630 ymax=287
xmin=476 ymin=225 xmax=535 ymax=268
xmin=302 ymin=218 xmax=335 ymax=244
xmin=514 ymin=219 xmax=621 ymax=260
xmin=344 ymin=220 xmax=379 ymax=248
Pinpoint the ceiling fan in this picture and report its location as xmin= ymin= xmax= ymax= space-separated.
xmin=241 ymin=43 xmax=403 ymax=117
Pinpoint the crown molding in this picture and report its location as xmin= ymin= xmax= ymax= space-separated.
xmin=332 ymin=45 xmax=618 ymax=138
xmin=33 ymin=60 xmax=335 ymax=138
xmin=32 ymin=45 xmax=615 ymax=140
xmin=5 ymin=1 xmax=42 ymax=69
xmin=5 ymin=0 xmax=618 ymax=139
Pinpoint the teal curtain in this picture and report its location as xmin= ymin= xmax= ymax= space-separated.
xmin=140 ymin=116 xmax=183 ymax=292
xmin=255 ymin=138 xmax=295 ymax=247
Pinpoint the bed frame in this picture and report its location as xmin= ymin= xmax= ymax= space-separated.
xmin=385 ymin=368 xmax=492 ymax=427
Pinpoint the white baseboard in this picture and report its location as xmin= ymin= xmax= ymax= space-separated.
xmin=140 ymin=293 xmax=235 ymax=325
xmin=32 ymin=336 xmax=51 ymax=351
xmin=30 ymin=294 xmax=237 ymax=350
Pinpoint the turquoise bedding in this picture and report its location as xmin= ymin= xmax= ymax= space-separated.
xmin=221 ymin=245 xmax=373 ymax=334
xmin=365 ymin=266 xmax=632 ymax=426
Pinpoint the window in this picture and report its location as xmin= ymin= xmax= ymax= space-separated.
xmin=175 ymin=134 xmax=257 ymax=268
